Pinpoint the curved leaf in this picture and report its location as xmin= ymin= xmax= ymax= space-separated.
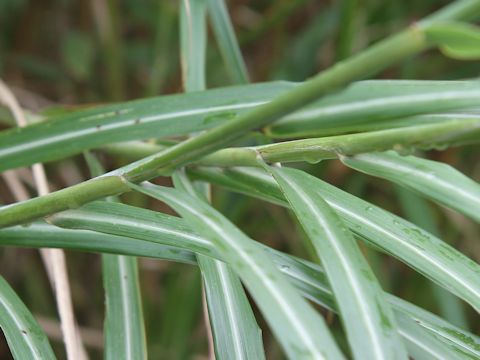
xmin=341 ymin=151 xmax=480 ymax=222
xmin=425 ymin=22 xmax=480 ymax=59
xmin=390 ymin=296 xmax=480 ymax=359
xmin=3 ymin=81 xmax=480 ymax=171
xmin=0 ymin=276 xmax=55 ymax=360
xmin=190 ymin=167 xmax=480 ymax=312
xmin=129 ymin=182 xmax=345 ymax=360
xmin=270 ymin=167 xmax=407 ymax=360
xmin=0 ymin=222 xmax=196 ymax=264
xmin=0 ymin=81 xmax=291 ymax=172
xmin=395 ymin=186 xmax=469 ymax=329
xmin=172 ymin=171 xmax=265 ymax=360
xmin=268 ymin=80 xmax=480 ymax=138
xmin=207 ymin=0 xmax=249 ymax=84
xmin=2 ymin=206 xmax=477 ymax=358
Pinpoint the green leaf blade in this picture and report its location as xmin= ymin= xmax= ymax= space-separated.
xmin=6 ymin=202 xmax=478 ymax=358
xmin=198 ymin=257 xmax=266 ymax=360
xmin=0 ymin=81 xmax=293 ymax=172
xmin=0 ymin=276 xmax=56 ymax=360
xmin=341 ymin=151 xmax=480 ymax=222
xmin=425 ymin=22 xmax=480 ymax=59
xmin=193 ymin=167 xmax=480 ymax=313
xmin=103 ymin=255 xmax=147 ymax=360
xmin=268 ymin=80 xmax=480 ymax=138
xmin=207 ymin=0 xmax=249 ymax=84
xmin=172 ymin=171 xmax=266 ymax=360
xmin=130 ymin=182 xmax=344 ymax=360
xmin=83 ymin=151 xmax=148 ymax=360
xmin=271 ymin=167 xmax=407 ymax=360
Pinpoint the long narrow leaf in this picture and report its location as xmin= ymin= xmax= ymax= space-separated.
xmin=395 ymin=186 xmax=469 ymax=328
xmin=180 ymin=0 xmax=207 ymax=91
xmin=268 ymin=80 xmax=480 ymax=138
xmin=3 ymin=80 xmax=480 ymax=171
xmin=390 ymin=296 xmax=480 ymax=359
xmin=103 ymin=255 xmax=146 ymax=360
xmin=207 ymin=0 xmax=249 ymax=83
xmin=129 ymin=182 xmax=345 ymax=359
xmin=173 ymin=170 xmax=265 ymax=359
xmin=0 ymin=222 xmax=196 ymax=264
xmin=341 ymin=151 xmax=480 ymax=222
xmin=190 ymin=166 xmax=480 ymax=312
xmin=84 ymin=151 xmax=147 ymax=360
xmin=0 ymin=82 xmax=291 ymax=172
xmin=0 ymin=276 xmax=55 ymax=359
xmin=394 ymin=311 xmax=468 ymax=360
xmin=270 ymin=167 xmax=407 ymax=360
xmin=3 ymin=207 xmax=477 ymax=358
xmin=197 ymin=257 xmax=265 ymax=359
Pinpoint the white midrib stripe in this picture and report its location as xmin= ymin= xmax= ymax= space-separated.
xmin=118 ymin=256 xmax=134 ymax=359
xmin=354 ymin=154 xmax=480 ymax=206
xmin=328 ymin=200 xmax=479 ymax=302
xmin=282 ymin=175 xmax=387 ymax=360
xmin=173 ymin=197 xmax=326 ymax=359
xmin=0 ymin=101 xmax=268 ymax=157
xmin=398 ymin=328 xmax=447 ymax=360
xmin=415 ymin=321 xmax=480 ymax=357
xmin=0 ymin=295 xmax=40 ymax=358
xmin=283 ymin=91 xmax=480 ymax=121
xmin=216 ymin=261 xmax=244 ymax=358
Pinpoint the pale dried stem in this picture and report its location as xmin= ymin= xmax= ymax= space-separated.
xmin=0 ymin=79 xmax=87 ymax=360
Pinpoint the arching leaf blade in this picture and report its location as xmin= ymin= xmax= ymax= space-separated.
xmin=270 ymin=167 xmax=407 ymax=360
xmin=341 ymin=151 xmax=480 ymax=222
xmin=0 ymin=276 xmax=55 ymax=360
xmin=172 ymin=171 xmax=266 ymax=360
xmin=3 ymin=204 xmax=477 ymax=358
xmin=190 ymin=167 xmax=480 ymax=313
xmin=129 ymin=182 xmax=345 ymax=360
xmin=84 ymin=151 xmax=148 ymax=360
xmin=207 ymin=0 xmax=249 ymax=84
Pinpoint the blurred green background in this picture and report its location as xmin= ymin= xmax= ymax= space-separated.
xmin=0 ymin=0 xmax=479 ymax=359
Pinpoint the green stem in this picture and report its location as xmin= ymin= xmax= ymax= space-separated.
xmin=0 ymin=177 xmax=130 ymax=227
xmin=2 ymin=118 xmax=479 ymax=229
xmin=1 ymin=116 xmax=478 ymax=228
xmin=254 ymin=119 xmax=480 ymax=164
xmin=0 ymin=0 xmax=478 ymax=228
xmin=123 ymin=27 xmax=426 ymax=182
xmin=101 ymin=118 xmax=480 ymax=167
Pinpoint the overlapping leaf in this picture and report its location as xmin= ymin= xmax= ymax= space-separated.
xmin=270 ymin=167 xmax=407 ymax=359
xmin=128 ymin=182 xmax=345 ymax=359
xmin=190 ymin=167 xmax=480 ymax=312
xmin=4 ymin=202 xmax=475 ymax=359
xmin=341 ymin=151 xmax=480 ymax=222
xmin=2 ymin=81 xmax=480 ymax=171
xmin=0 ymin=276 xmax=55 ymax=359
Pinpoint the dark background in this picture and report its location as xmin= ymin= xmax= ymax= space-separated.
xmin=0 ymin=0 xmax=479 ymax=358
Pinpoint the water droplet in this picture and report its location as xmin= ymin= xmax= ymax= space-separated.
xmin=279 ymin=264 xmax=290 ymax=271
xmin=304 ymin=155 xmax=322 ymax=164
xmin=365 ymin=206 xmax=374 ymax=212
xmin=393 ymin=143 xmax=414 ymax=156
xmin=202 ymin=111 xmax=237 ymax=126
xmin=431 ymin=143 xmax=448 ymax=151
